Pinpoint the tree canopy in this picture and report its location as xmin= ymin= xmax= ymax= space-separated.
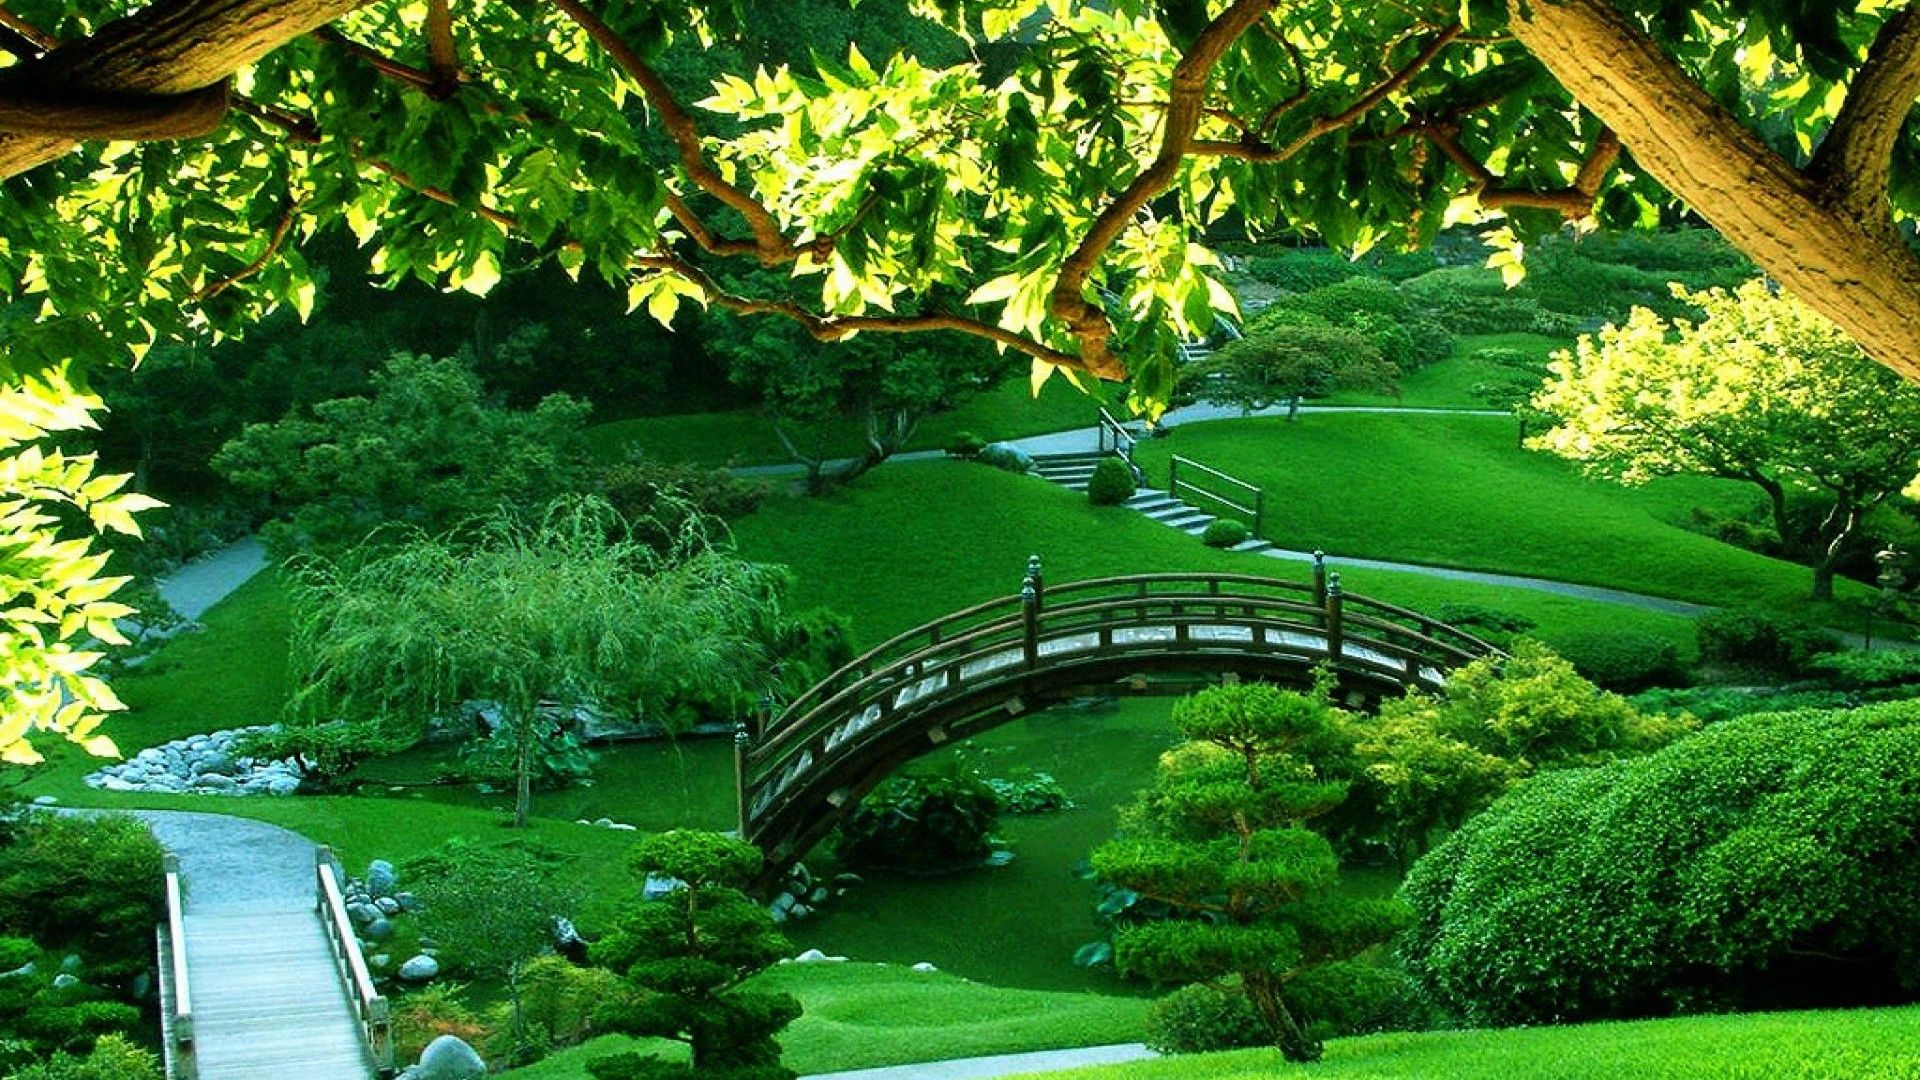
xmin=1532 ymin=280 xmax=1920 ymax=599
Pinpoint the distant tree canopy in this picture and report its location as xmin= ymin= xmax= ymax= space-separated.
xmin=1179 ymin=323 xmax=1395 ymax=420
xmin=1532 ymin=281 xmax=1920 ymax=600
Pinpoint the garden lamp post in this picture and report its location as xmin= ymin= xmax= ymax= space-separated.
xmin=1870 ymin=547 xmax=1907 ymax=651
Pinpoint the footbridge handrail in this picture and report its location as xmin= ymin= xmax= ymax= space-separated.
xmin=740 ymin=562 xmax=1501 ymax=873
xmin=162 ymin=854 xmax=192 ymax=1050
xmin=315 ymin=848 xmax=394 ymax=1075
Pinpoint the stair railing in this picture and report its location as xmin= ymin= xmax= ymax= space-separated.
xmin=1096 ymin=407 xmax=1145 ymax=484
xmin=1169 ymin=454 xmax=1264 ymax=536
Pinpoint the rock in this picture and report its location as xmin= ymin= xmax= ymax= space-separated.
xmin=370 ymin=954 xmax=391 ymax=971
xmin=100 ymin=776 xmax=138 ymax=792
xmin=194 ymin=751 xmax=234 ymax=775
xmin=58 ymin=955 xmax=80 ymax=974
xmin=912 ymin=962 xmax=938 ymax=973
xmin=0 ymin=962 xmax=35 ymax=981
xmin=395 ymin=892 xmax=423 ymax=913
xmin=642 ymin=874 xmax=684 ymax=901
xmin=414 ymin=1034 xmax=485 ymax=1080
xmin=50 ymin=973 xmax=79 ymax=990
xmin=190 ymin=773 xmax=238 ymax=792
xmin=366 ymin=859 xmax=398 ymax=898
xmin=792 ymin=949 xmax=846 ymax=964
xmin=399 ymin=955 xmax=440 ymax=982
xmin=768 ymin=892 xmax=796 ymax=914
xmin=30 ymin=796 xmax=56 ymax=807
xmin=592 ymin=817 xmax=614 ymax=828
xmin=363 ymin=917 xmax=394 ymax=942
xmin=808 ymin=887 xmax=829 ymax=905
xmin=268 ymin=776 xmax=301 ymax=797
xmin=374 ymin=896 xmax=401 ymax=917
xmin=347 ymin=903 xmax=380 ymax=926
xmin=788 ymin=902 xmax=811 ymax=919
xmin=606 ymin=822 xmax=637 ymax=831
xmin=767 ymin=905 xmax=788 ymax=925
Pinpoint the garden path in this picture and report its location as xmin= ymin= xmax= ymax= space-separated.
xmin=804 ymin=1042 xmax=1155 ymax=1080
xmin=156 ymin=536 xmax=267 ymax=621
xmin=136 ymin=811 xmax=374 ymax=1080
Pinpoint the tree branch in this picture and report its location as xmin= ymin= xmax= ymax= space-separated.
xmin=424 ymin=0 xmax=458 ymax=99
xmin=1808 ymin=6 xmax=1920 ymax=220
xmin=0 ymin=6 xmax=56 ymax=52
xmin=1049 ymin=0 xmax=1280 ymax=381
xmin=552 ymin=0 xmax=799 ymax=266
xmin=1425 ymin=122 xmax=1619 ymax=220
xmin=191 ymin=199 xmax=300 ymax=301
xmin=0 ymin=0 xmax=370 ymax=178
xmin=312 ymin=25 xmax=437 ymax=92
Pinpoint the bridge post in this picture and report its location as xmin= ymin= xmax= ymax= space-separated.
xmin=1022 ymin=578 xmax=1040 ymax=670
xmin=1312 ymin=550 xmax=1328 ymax=606
xmin=754 ymin=694 xmax=773 ymax=740
xmin=734 ymin=723 xmax=752 ymax=838
xmin=1325 ymin=571 xmax=1345 ymax=661
xmin=1027 ymin=554 xmax=1045 ymax=609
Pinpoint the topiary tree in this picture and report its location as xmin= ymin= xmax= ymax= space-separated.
xmin=588 ymin=831 xmax=800 ymax=1080
xmin=1180 ymin=323 xmax=1396 ymax=421
xmin=1090 ymin=681 xmax=1408 ymax=1063
xmin=1401 ymin=698 xmax=1920 ymax=1025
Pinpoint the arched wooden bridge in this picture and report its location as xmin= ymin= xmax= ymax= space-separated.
xmin=736 ymin=559 xmax=1501 ymax=887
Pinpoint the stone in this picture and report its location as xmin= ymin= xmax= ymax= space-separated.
xmin=374 ymin=896 xmax=401 ymax=917
xmin=194 ymin=751 xmax=234 ymax=775
xmin=50 ymin=973 xmax=79 ymax=990
xmin=788 ymin=903 xmax=811 ymax=919
xmin=642 ymin=874 xmax=684 ymax=901
xmin=911 ymin=962 xmax=938 ymax=973
xmin=30 ymin=796 xmax=56 ymax=807
xmin=592 ymin=817 xmax=614 ymax=828
xmin=366 ymin=859 xmax=398 ymax=898
xmin=399 ymin=955 xmax=440 ymax=982
xmin=808 ymin=887 xmax=829 ymax=905
xmin=363 ymin=917 xmax=394 ymax=942
xmin=395 ymin=892 xmax=423 ymax=913
xmin=268 ymin=776 xmax=301 ymax=797
xmin=414 ymin=1034 xmax=485 ymax=1080
xmin=792 ymin=949 xmax=845 ymax=964
xmin=767 ymin=905 xmax=788 ymax=925
xmin=606 ymin=822 xmax=637 ymax=831
xmin=0 ymin=962 xmax=35 ymax=981
xmin=370 ymin=954 xmax=391 ymax=971
xmin=347 ymin=903 xmax=380 ymax=926
xmin=58 ymin=954 xmax=80 ymax=974
xmin=191 ymin=773 xmax=238 ymax=792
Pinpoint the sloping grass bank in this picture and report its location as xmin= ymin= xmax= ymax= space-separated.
xmin=1034 ymin=1005 xmax=1920 ymax=1080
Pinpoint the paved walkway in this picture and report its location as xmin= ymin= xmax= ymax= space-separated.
xmin=156 ymin=537 xmax=268 ymax=621
xmin=805 ymin=1044 xmax=1155 ymax=1080
xmin=135 ymin=812 xmax=372 ymax=1080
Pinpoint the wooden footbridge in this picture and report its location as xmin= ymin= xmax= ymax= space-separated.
xmin=737 ymin=559 xmax=1500 ymax=884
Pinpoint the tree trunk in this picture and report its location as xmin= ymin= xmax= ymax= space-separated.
xmin=769 ymin=418 xmax=828 ymax=495
xmin=1506 ymin=0 xmax=1920 ymax=389
xmin=513 ymin=709 xmax=533 ymax=829
xmin=1812 ymin=496 xmax=1864 ymax=601
xmin=0 ymin=0 xmax=372 ymax=178
xmin=1286 ymin=395 xmax=1301 ymax=422
xmin=1244 ymin=971 xmax=1322 ymax=1063
xmin=826 ymin=407 xmax=920 ymax=487
xmin=1753 ymin=475 xmax=1796 ymax=557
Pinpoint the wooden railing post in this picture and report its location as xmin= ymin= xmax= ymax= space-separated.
xmin=1169 ymin=454 xmax=1179 ymax=496
xmin=1021 ymin=578 xmax=1040 ymax=671
xmin=1312 ymin=551 xmax=1328 ymax=607
xmin=1325 ymin=571 xmax=1345 ymax=661
xmin=735 ymin=723 xmax=753 ymax=837
xmin=1254 ymin=489 xmax=1265 ymax=537
xmin=1027 ymin=554 xmax=1045 ymax=610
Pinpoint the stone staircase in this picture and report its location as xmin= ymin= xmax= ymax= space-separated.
xmin=1033 ymin=452 xmax=1274 ymax=554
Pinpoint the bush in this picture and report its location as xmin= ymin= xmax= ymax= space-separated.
xmin=981 ymin=770 xmax=1073 ymax=814
xmin=1401 ymin=698 xmax=1920 ymax=1025
xmin=1432 ymin=603 xmax=1537 ymax=648
xmin=450 ymin=723 xmax=597 ymax=792
xmin=1806 ymin=648 xmax=1920 ymax=690
xmin=1144 ymin=983 xmax=1269 ymax=1054
xmin=1247 ymin=250 xmax=1368 ymax=293
xmin=1201 ymin=518 xmax=1251 ymax=548
xmin=0 ymin=815 xmax=164 ymax=984
xmin=836 ymin=773 xmax=1003 ymax=872
xmin=1549 ymin=630 xmax=1687 ymax=692
xmin=1288 ymin=961 xmax=1434 ymax=1039
xmin=232 ymin=719 xmax=405 ymax=792
xmin=392 ymin=983 xmax=494 ymax=1064
xmin=1695 ymin=608 xmax=1841 ymax=674
xmin=1263 ymin=277 xmax=1454 ymax=372
xmin=599 ymin=459 xmax=766 ymax=531
xmin=1629 ymin=685 xmax=1860 ymax=724
xmin=1086 ymin=457 xmax=1137 ymax=506
xmin=944 ymin=431 xmax=986 ymax=458
xmin=4 ymin=1035 xmax=162 ymax=1080
xmin=518 ymin=956 xmax=621 ymax=1050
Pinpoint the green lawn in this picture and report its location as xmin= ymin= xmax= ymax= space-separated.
xmin=1130 ymin=414 xmax=1871 ymax=622
xmin=1035 ymin=1005 xmax=1920 ymax=1080
xmin=1322 ymin=332 xmax=1570 ymax=410
xmin=586 ymin=374 xmax=1109 ymax=466
xmin=503 ymin=962 xmax=1150 ymax=1078
xmin=730 ymin=458 xmax=1699 ymax=653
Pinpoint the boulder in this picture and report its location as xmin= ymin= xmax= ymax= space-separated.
xmin=912 ymin=962 xmax=939 ymax=973
xmin=30 ymin=796 xmax=56 ymax=807
xmin=414 ymin=1035 xmax=485 ymax=1080
xmin=191 ymin=773 xmax=238 ymax=792
xmin=363 ymin=917 xmax=394 ymax=942
xmin=399 ymin=955 xmax=440 ymax=982
xmin=395 ymin=892 xmax=423 ymax=913
xmin=374 ymin=897 xmax=401 ymax=917
xmin=50 ymin=973 xmax=79 ymax=990
xmin=347 ymin=903 xmax=380 ymax=926
xmin=792 ymin=949 xmax=845 ymax=964
xmin=268 ymin=776 xmax=301 ymax=797
xmin=366 ymin=859 xmax=398 ymax=898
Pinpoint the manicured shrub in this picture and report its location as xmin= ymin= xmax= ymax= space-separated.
xmin=1549 ymin=630 xmax=1687 ymax=691
xmin=836 ymin=773 xmax=1003 ymax=872
xmin=233 ymin=720 xmax=404 ymax=792
xmin=599 ymin=459 xmax=766 ymax=532
xmin=0 ymin=815 xmax=164 ymax=985
xmin=518 ymin=956 xmax=621 ymax=1050
xmin=1401 ymin=699 xmax=1920 ymax=1025
xmin=1144 ymin=983 xmax=1268 ymax=1054
xmin=1695 ymin=608 xmax=1840 ymax=674
xmin=944 ymin=431 xmax=987 ymax=458
xmin=14 ymin=1002 xmax=142 ymax=1054
xmin=1247 ymin=250 xmax=1368 ymax=293
xmin=1201 ymin=518 xmax=1251 ymax=548
xmin=1265 ymin=277 xmax=1454 ymax=371
xmin=1086 ymin=457 xmax=1137 ymax=506
xmin=451 ymin=724 xmax=597 ymax=792
xmin=1630 ymin=685 xmax=1860 ymax=724
xmin=1288 ymin=961 xmax=1435 ymax=1039
xmin=981 ymin=770 xmax=1073 ymax=814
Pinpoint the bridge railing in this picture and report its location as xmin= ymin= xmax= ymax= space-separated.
xmin=315 ymin=848 xmax=394 ymax=1075
xmin=744 ymin=568 xmax=1498 ymax=839
xmin=160 ymin=854 xmax=193 ymax=1059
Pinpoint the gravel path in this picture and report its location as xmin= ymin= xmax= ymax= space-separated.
xmin=130 ymin=809 xmax=320 ymax=914
xmin=804 ymin=1044 xmax=1155 ymax=1080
